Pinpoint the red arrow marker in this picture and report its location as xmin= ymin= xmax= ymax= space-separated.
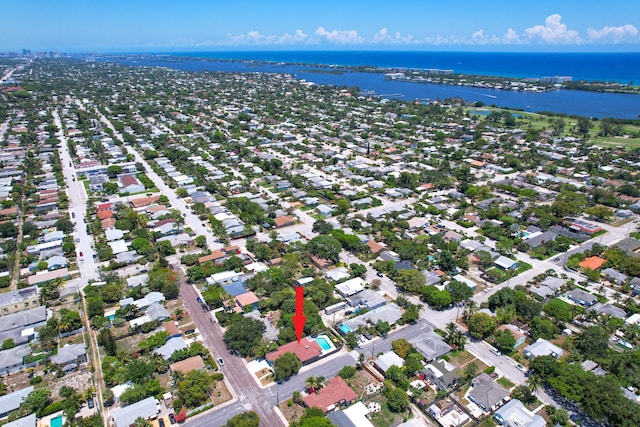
xmin=292 ymin=286 xmax=306 ymax=343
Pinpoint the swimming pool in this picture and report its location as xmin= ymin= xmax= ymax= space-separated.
xmin=50 ymin=415 xmax=63 ymax=427
xmin=339 ymin=324 xmax=352 ymax=334
xmin=315 ymin=336 xmax=332 ymax=351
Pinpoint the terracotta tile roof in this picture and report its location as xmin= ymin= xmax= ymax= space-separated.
xmin=579 ymin=256 xmax=606 ymax=271
xmin=97 ymin=209 xmax=113 ymax=220
xmin=274 ymin=215 xmax=295 ymax=228
xmin=0 ymin=207 xmax=19 ymax=216
xmin=224 ymin=245 xmax=240 ymax=253
xmin=169 ymin=355 xmax=205 ymax=375
xmin=235 ymin=291 xmax=259 ymax=307
xmin=101 ymin=218 xmax=116 ymax=229
xmin=198 ymin=249 xmax=226 ymax=264
xmin=131 ymin=195 xmax=160 ymax=208
xmin=163 ymin=321 xmax=180 ymax=336
xmin=302 ymin=376 xmax=357 ymax=412
xmin=266 ymin=339 xmax=322 ymax=364
xmin=120 ymin=175 xmax=140 ymax=186
xmin=97 ymin=202 xmax=112 ymax=211
xmin=366 ymin=240 xmax=386 ymax=254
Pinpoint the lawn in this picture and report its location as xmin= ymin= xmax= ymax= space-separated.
xmin=446 ymin=350 xmax=475 ymax=368
xmin=366 ymin=396 xmax=407 ymax=427
xmin=590 ymin=136 xmax=640 ymax=150
xmin=497 ymin=377 xmax=515 ymax=390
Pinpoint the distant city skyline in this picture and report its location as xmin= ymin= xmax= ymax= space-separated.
xmin=2 ymin=0 xmax=639 ymax=52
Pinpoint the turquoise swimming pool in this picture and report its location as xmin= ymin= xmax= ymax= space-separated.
xmin=339 ymin=324 xmax=352 ymax=334
xmin=315 ymin=336 xmax=331 ymax=350
xmin=50 ymin=415 xmax=63 ymax=427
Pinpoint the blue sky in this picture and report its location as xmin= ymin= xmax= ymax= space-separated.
xmin=2 ymin=0 xmax=639 ymax=52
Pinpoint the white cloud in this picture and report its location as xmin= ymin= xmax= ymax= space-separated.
xmin=315 ymin=26 xmax=363 ymax=44
xmin=202 ymin=29 xmax=308 ymax=46
xmin=502 ymin=28 xmax=521 ymax=44
xmin=372 ymin=28 xmax=415 ymax=44
xmin=588 ymin=24 xmax=638 ymax=43
xmin=524 ymin=14 xmax=581 ymax=44
xmin=471 ymin=29 xmax=486 ymax=43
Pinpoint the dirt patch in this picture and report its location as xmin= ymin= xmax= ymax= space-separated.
xmin=345 ymin=368 xmax=381 ymax=398
xmin=278 ymin=400 xmax=305 ymax=424
xmin=260 ymin=375 xmax=274 ymax=386
xmin=48 ymin=370 xmax=95 ymax=399
xmin=211 ymin=380 xmax=232 ymax=406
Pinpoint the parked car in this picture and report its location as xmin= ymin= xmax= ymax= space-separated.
xmin=87 ymin=398 xmax=94 ymax=409
xmin=376 ymin=272 xmax=384 ymax=277
xmin=159 ymin=418 xmax=165 ymax=427
xmin=168 ymin=413 xmax=176 ymax=424
xmin=515 ymin=363 xmax=528 ymax=373
xmin=79 ymin=251 xmax=83 ymax=257
xmin=217 ymin=358 xmax=225 ymax=366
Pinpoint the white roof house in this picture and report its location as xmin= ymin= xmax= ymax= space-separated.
xmin=374 ymin=350 xmax=405 ymax=373
xmin=112 ymin=397 xmax=159 ymax=427
xmin=335 ymin=277 xmax=365 ymax=297
xmin=524 ymin=338 xmax=564 ymax=359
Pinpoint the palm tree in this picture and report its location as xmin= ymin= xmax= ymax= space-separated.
xmin=133 ymin=417 xmax=152 ymax=427
xmin=463 ymin=300 xmax=478 ymax=323
xmin=527 ymin=373 xmax=542 ymax=394
xmin=305 ymin=376 xmax=325 ymax=393
xmin=174 ymin=308 xmax=184 ymax=321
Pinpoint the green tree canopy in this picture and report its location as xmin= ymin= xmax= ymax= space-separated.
xmin=223 ymin=317 xmax=265 ymax=357
xmin=273 ymin=352 xmax=302 ymax=381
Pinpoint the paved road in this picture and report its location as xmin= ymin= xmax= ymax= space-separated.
xmin=339 ymin=251 xmax=398 ymax=299
xmin=53 ymin=109 xmax=98 ymax=282
xmin=176 ymin=268 xmax=285 ymax=427
xmin=94 ymin=108 xmax=222 ymax=251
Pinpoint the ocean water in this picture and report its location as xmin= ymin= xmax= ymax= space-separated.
xmin=166 ymin=51 xmax=640 ymax=83
xmin=99 ymin=51 xmax=640 ymax=118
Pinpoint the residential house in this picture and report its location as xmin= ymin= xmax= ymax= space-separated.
xmin=266 ymin=338 xmax=322 ymax=366
xmin=50 ymin=343 xmax=86 ymax=373
xmin=45 ymin=255 xmax=68 ymax=270
xmin=0 ymin=386 xmax=33 ymax=419
xmin=497 ymin=324 xmax=527 ymax=348
xmin=579 ymin=256 xmax=606 ymax=271
xmin=27 ymin=268 xmax=69 ymax=286
xmin=0 ymin=306 xmax=47 ymax=345
xmin=119 ymin=174 xmax=145 ymax=194
xmin=494 ymin=256 xmax=518 ymax=271
xmin=0 ymin=344 xmax=32 ymax=374
xmin=169 ymin=355 xmax=205 ymax=375
xmin=335 ymin=277 xmax=365 ymax=297
xmin=345 ymin=289 xmax=386 ymax=310
xmin=425 ymin=359 xmax=460 ymax=391
xmin=602 ymin=268 xmax=628 ymax=285
xmin=273 ymin=215 xmax=295 ymax=228
xmin=0 ymin=288 xmax=39 ymax=317
xmin=235 ymin=291 xmax=260 ymax=312
xmin=567 ymin=289 xmax=597 ymax=307
xmin=592 ymin=302 xmax=627 ymax=319
xmin=524 ymin=338 xmax=564 ymax=359
xmin=155 ymin=337 xmax=188 ymax=360
xmin=327 ymin=401 xmax=374 ymax=427
xmin=374 ymin=351 xmax=405 ymax=374
xmin=112 ymin=397 xmax=159 ymax=427
xmin=302 ymin=376 xmax=357 ymax=413
xmin=468 ymin=373 xmax=510 ymax=411
xmin=3 ymin=413 xmax=36 ymax=427
xmin=316 ymin=204 xmax=334 ymax=217
xmin=410 ymin=331 xmax=452 ymax=362
xmin=494 ymin=399 xmax=545 ymax=427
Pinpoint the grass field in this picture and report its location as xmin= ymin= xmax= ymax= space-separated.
xmin=467 ymin=105 xmax=640 ymax=150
